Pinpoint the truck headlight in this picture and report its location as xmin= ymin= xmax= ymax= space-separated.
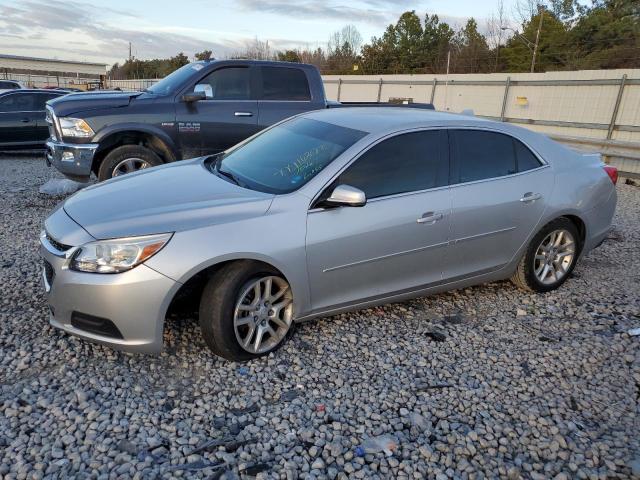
xmin=69 ymin=233 xmax=172 ymax=273
xmin=59 ymin=117 xmax=95 ymax=138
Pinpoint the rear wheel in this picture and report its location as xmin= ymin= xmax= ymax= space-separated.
xmin=511 ymin=218 xmax=580 ymax=292
xmin=98 ymin=145 xmax=162 ymax=181
xmin=199 ymin=261 xmax=294 ymax=361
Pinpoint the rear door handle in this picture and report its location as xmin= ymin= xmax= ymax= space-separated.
xmin=417 ymin=212 xmax=444 ymax=224
xmin=21 ymin=118 xmax=31 ymax=123
xmin=234 ymin=111 xmax=253 ymax=117
xmin=520 ymin=192 xmax=542 ymax=203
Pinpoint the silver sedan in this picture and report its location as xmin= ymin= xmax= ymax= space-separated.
xmin=40 ymin=108 xmax=618 ymax=360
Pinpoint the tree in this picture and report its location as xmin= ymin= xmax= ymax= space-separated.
xmin=326 ymin=25 xmax=363 ymax=74
xmin=453 ymin=19 xmax=491 ymax=73
xmin=500 ymin=8 xmax=568 ymax=72
xmin=422 ymin=13 xmax=455 ymax=73
xmin=567 ymin=0 xmax=640 ymax=69
xmin=195 ymin=50 xmax=213 ymax=61
xmin=277 ymin=50 xmax=302 ymax=62
xmin=487 ymin=0 xmax=509 ymax=71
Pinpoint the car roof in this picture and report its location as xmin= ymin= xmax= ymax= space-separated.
xmin=0 ymin=88 xmax=67 ymax=95
xmin=301 ymin=107 xmax=494 ymax=135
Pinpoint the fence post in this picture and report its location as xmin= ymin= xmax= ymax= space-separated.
xmin=607 ymin=74 xmax=627 ymax=140
xmin=337 ymin=78 xmax=342 ymax=102
xmin=430 ymin=77 xmax=437 ymax=104
xmin=376 ymin=78 xmax=383 ymax=102
xmin=500 ymin=76 xmax=511 ymax=122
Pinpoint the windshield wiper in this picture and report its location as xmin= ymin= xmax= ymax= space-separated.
xmin=212 ymin=157 xmax=241 ymax=186
xmin=217 ymin=167 xmax=241 ymax=186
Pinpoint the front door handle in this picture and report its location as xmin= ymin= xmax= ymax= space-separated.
xmin=234 ymin=111 xmax=253 ymax=117
xmin=21 ymin=118 xmax=31 ymax=123
xmin=520 ymin=192 xmax=542 ymax=203
xmin=417 ymin=212 xmax=444 ymax=224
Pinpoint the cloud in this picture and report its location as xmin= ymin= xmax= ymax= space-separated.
xmin=0 ymin=0 xmax=245 ymax=64
xmin=237 ymin=0 xmax=395 ymax=25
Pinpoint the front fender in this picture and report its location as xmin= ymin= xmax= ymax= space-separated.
xmin=93 ymin=123 xmax=179 ymax=160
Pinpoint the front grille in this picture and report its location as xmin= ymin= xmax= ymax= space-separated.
xmin=43 ymin=259 xmax=55 ymax=286
xmin=46 ymin=233 xmax=72 ymax=252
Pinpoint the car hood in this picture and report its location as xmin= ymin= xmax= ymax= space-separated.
xmin=63 ymin=158 xmax=275 ymax=239
xmin=47 ymin=91 xmax=147 ymax=116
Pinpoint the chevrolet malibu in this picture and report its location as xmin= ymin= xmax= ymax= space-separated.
xmin=40 ymin=108 xmax=618 ymax=361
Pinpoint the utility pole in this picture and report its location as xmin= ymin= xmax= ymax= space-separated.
xmin=531 ymin=5 xmax=544 ymax=73
xmin=128 ymin=42 xmax=132 ymax=62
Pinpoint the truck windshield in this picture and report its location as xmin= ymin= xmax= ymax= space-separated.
xmin=212 ymin=118 xmax=368 ymax=194
xmin=145 ymin=62 xmax=207 ymax=95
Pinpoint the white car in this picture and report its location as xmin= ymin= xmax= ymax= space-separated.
xmin=0 ymin=80 xmax=25 ymax=94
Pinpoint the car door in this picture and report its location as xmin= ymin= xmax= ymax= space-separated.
xmin=174 ymin=65 xmax=258 ymax=158
xmin=256 ymin=66 xmax=323 ymax=128
xmin=306 ymin=129 xmax=451 ymax=312
xmin=0 ymin=93 xmax=38 ymax=147
xmin=446 ymin=129 xmax=553 ymax=280
xmin=33 ymin=92 xmax=63 ymax=144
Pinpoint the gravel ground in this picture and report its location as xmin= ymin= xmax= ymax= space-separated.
xmin=1 ymin=155 xmax=639 ymax=480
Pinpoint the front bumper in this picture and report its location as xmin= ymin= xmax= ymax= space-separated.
xmin=40 ymin=229 xmax=178 ymax=354
xmin=45 ymin=138 xmax=98 ymax=181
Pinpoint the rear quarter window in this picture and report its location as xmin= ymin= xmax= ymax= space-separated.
xmin=514 ymin=139 xmax=543 ymax=171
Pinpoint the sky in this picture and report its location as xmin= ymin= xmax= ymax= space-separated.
xmin=0 ymin=0 xmax=519 ymax=67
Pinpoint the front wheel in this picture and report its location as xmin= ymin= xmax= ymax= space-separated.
xmin=199 ymin=261 xmax=294 ymax=361
xmin=98 ymin=145 xmax=163 ymax=181
xmin=511 ymin=218 xmax=580 ymax=292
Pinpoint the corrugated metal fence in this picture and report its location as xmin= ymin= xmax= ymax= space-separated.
xmin=324 ymin=69 xmax=640 ymax=176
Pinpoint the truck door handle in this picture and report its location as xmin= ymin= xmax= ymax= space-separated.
xmin=520 ymin=192 xmax=542 ymax=203
xmin=21 ymin=118 xmax=31 ymax=123
xmin=234 ymin=112 xmax=253 ymax=117
xmin=417 ymin=212 xmax=444 ymax=224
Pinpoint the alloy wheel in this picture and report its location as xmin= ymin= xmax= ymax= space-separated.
xmin=112 ymin=157 xmax=151 ymax=176
xmin=534 ymin=229 xmax=576 ymax=285
xmin=233 ymin=276 xmax=293 ymax=354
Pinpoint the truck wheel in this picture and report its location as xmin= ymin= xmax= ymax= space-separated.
xmin=199 ymin=261 xmax=294 ymax=361
xmin=98 ymin=145 xmax=163 ymax=181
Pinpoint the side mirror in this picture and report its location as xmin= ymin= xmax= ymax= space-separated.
xmin=323 ymin=184 xmax=366 ymax=208
xmin=182 ymin=91 xmax=207 ymax=102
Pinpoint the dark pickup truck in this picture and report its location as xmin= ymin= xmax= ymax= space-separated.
xmin=45 ymin=60 xmax=433 ymax=181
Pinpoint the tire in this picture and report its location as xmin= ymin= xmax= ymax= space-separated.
xmin=97 ymin=145 xmax=163 ymax=181
xmin=511 ymin=217 xmax=581 ymax=293
xmin=199 ymin=261 xmax=295 ymax=361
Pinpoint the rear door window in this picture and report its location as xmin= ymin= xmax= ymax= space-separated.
xmin=451 ymin=130 xmax=517 ymax=184
xmin=336 ymin=130 xmax=448 ymax=199
xmin=260 ymin=67 xmax=311 ymax=101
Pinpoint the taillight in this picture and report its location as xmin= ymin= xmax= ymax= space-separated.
xmin=603 ymin=165 xmax=618 ymax=185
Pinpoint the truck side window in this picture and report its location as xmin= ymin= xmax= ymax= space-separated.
xmin=261 ymin=67 xmax=311 ymax=101
xmin=195 ymin=67 xmax=250 ymax=100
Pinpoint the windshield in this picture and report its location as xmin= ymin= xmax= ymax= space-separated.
xmin=212 ymin=118 xmax=368 ymax=194
xmin=146 ymin=62 xmax=207 ymax=95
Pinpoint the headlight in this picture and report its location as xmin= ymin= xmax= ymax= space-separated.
xmin=69 ymin=233 xmax=172 ymax=273
xmin=59 ymin=117 xmax=95 ymax=138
